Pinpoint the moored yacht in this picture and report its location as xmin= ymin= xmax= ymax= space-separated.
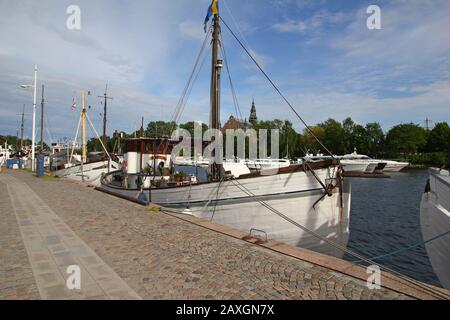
xmin=340 ymin=150 xmax=387 ymax=173
xmin=342 ymin=149 xmax=417 ymax=173
xmin=303 ymin=153 xmax=369 ymax=173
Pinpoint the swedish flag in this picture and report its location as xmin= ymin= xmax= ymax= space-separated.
xmin=204 ymin=0 xmax=219 ymax=32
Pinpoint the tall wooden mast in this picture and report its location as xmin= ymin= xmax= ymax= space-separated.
xmin=210 ymin=13 xmax=223 ymax=180
xmin=210 ymin=14 xmax=222 ymax=131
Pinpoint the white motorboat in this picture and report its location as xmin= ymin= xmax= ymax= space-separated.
xmin=420 ymin=168 xmax=450 ymax=289
xmin=339 ymin=150 xmax=386 ymax=173
xmin=339 ymin=159 xmax=370 ymax=173
xmin=303 ymin=153 xmax=369 ymax=173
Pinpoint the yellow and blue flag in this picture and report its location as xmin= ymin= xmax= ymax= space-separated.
xmin=204 ymin=0 xmax=219 ymax=32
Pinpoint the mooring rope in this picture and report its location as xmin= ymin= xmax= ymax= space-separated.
xmin=228 ymin=178 xmax=450 ymax=299
xmin=353 ymin=230 xmax=450 ymax=264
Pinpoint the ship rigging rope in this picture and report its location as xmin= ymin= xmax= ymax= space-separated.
xmin=85 ymin=112 xmax=112 ymax=161
xmin=169 ymin=25 xmax=212 ymax=126
xmin=353 ymin=230 xmax=450 ymax=264
xmin=176 ymin=50 xmax=209 ymax=126
xmin=220 ymin=33 xmax=244 ymax=120
xmin=227 ymin=178 xmax=450 ymax=299
xmin=220 ymin=16 xmax=336 ymax=160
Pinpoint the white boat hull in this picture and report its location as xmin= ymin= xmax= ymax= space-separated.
xmin=364 ymin=163 xmax=377 ymax=173
xmin=420 ymin=169 xmax=450 ymax=289
xmin=340 ymin=161 xmax=368 ymax=173
xmin=383 ymin=162 xmax=409 ymax=172
xmin=100 ymin=166 xmax=351 ymax=258
xmin=53 ymin=160 xmax=120 ymax=186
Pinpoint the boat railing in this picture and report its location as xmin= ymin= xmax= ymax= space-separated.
xmin=101 ymin=170 xmax=195 ymax=191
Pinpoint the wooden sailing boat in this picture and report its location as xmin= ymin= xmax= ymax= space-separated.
xmin=51 ymin=91 xmax=119 ymax=185
xmin=99 ymin=6 xmax=351 ymax=258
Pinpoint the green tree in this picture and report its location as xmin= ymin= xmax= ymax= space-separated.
xmin=279 ymin=120 xmax=300 ymax=158
xmin=252 ymin=119 xmax=284 ymax=158
xmin=0 ymin=135 xmax=32 ymax=150
xmin=318 ymin=119 xmax=346 ymax=155
xmin=351 ymin=125 xmax=369 ymax=155
xmin=425 ymin=122 xmax=450 ymax=152
xmin=146 ymin=121 xmax=177 ymax=137
xmin=299 ymin=126 xmax=325 ymax=155
xmin=365 ymin=122 xmax=385 ymax=157
xmin=179 ymin=121 xmax=209 ymax=137
xmin=86 ymin=138 xmax=104 ymax=152
xmin=342 ymin=117 xmax=355 ymax=153
xmin=385 ymin=123 xmax=427 ymax=157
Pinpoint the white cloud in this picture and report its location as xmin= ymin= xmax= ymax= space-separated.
xmin=272 ymin=9 xmax=353 ymax=34
xmin=179 ymin=20 xmax=205 ymax=41
xmin=332 ymin=0 xmax=450 ymax=64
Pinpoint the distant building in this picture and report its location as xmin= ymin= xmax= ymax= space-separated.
xmin=221 ymin=99 xmax=258 ymax=132
xmin=221 ymin=116 xmax=249 ymax=132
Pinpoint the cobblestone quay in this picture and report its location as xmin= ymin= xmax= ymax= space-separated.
xmin=1 ymin=170 xmax=448 ymax=300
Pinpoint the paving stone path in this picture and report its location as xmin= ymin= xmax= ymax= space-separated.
xmin=0 ymin=170 xmax=412 ymax=300
xmin=0 ymin=173 xmax=140 ymax=300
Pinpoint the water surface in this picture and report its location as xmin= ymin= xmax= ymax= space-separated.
xmin=344 ymin=169 xmax=441 ymax=287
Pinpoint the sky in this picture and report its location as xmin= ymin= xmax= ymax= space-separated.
xmin=0 ymin=0 xmax=449 ymax=143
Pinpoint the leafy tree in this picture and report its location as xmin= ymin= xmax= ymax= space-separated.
xmin=0 ymin=135 xmax=32 ymax=150
xmin=342 ymin=117 xmax=355 ymax=153
xmin=299 ymin=126 xmax=325 ymax=155
xmin=86 ymin=138 xmax=104 ymax=152
xmin=252 ymin=119 xmax=284 ymax=158
xmin=179 ymin=121 xmax=209 ymax=138
xmin=385 ymin=123 xmax=427 ymax=157
xmin=146 ymin=121 xmax=177 ymax=138
xmin=279 ymin=120 xmax=300 ymax=158
xmin=425 ymin=122 xmax=450 ymax=153
xmin=318 ymin=119 xmax=346 ymax=155
xmin=351 ymin=125 xmax=369 ymax=155
xmin=365 ymin=122 xmax=385 ymax=157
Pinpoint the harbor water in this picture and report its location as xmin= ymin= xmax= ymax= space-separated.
xmin=344 ymin=169 xmax=442 ymax=287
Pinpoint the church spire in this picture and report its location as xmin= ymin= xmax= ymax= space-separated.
xmin=249 ymin=97 xmax=258 ymax=125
